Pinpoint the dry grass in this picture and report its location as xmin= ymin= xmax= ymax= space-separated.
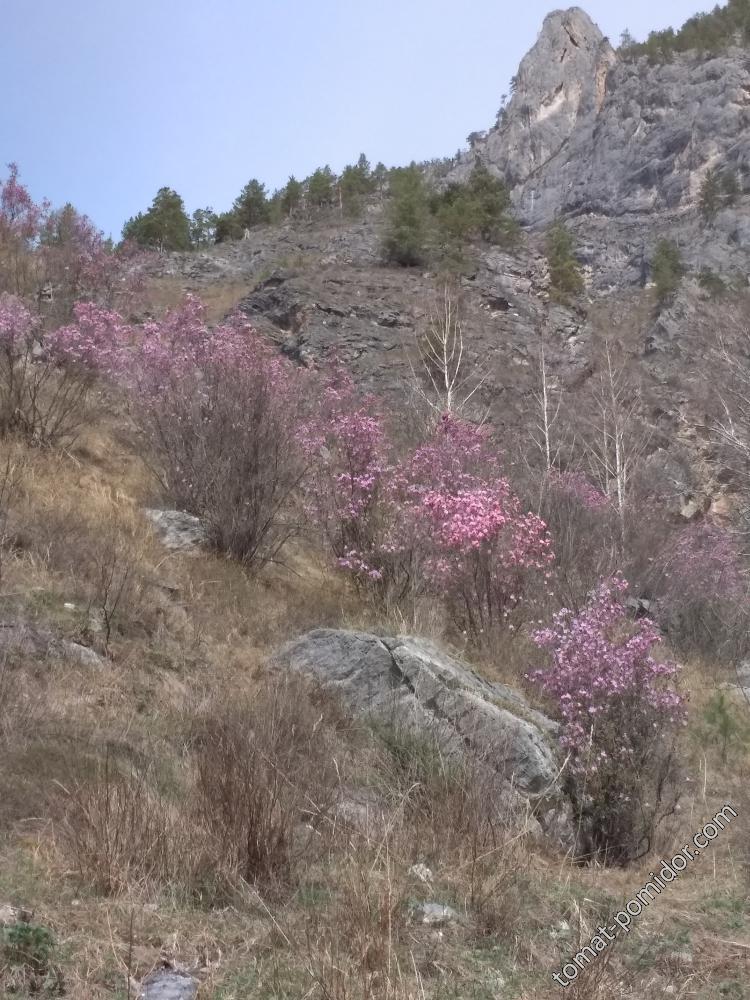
xmin=145 ymin=277 xmax=251 ymax=324
xmin=0 ymin=412 xmax=747 ymax=999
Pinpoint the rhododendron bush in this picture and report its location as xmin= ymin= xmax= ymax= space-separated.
xmin=0 ymin=293 xmax=127 ymax=443
xmin=308 ymin=393 xmax=554 ymax=633
xmin=656 ymin=519 xmax=748 ymax=657
xmin=539 ymin=469 xmax=619 ymax=609
xmin=1 ymin=164 xmax=145 ymax=318
xmin=125 ymin=296 xmax=311 ymax=569
xmin=528 ymin=576 xmax=686 ymax=864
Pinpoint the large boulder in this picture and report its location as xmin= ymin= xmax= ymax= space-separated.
xmin=271 ymin=629 xmax=561 ymax=799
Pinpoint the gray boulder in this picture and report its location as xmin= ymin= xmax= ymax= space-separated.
xmin=144 ymin=510 xmax=206 ymax=552
xmin=411 ymin=901 xmax=462 ymax=927
xmin=140 ymin=969 xmax=198 ymax=1000
xmin=271 ymin=629 xmax=561 ymax=798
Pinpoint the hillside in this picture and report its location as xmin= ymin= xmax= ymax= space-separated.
xmin=0 ymin=5 xmax=749 ymax=1000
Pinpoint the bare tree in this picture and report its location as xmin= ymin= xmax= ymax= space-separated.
xmin=409 ymin=285 xmax=490 ymax=418
xmin=584 ymin=342 xmax=651 ymax=544
xmin=715 ymin=332 xmax=750 ymax=531
xmin=530 ymin=337 xmax=562 ymax=473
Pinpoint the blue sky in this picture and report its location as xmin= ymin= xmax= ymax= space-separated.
xmin=2 ymin=0 xmax=715 ymax=238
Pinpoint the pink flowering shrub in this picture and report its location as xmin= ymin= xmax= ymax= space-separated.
xmin=1 ymin=164 xmax=146 ymax=319
xmin=308 ymin=406 xmax=554 ymax=634
xmin=548 ymin=470 xmax=611 ymax=511
xmin=540 ymin=469 xmax=619 ymax=610
xmin=126 ymin=296 xmax=312 ymax=569
xmin=302 ymin=371 xmax=391 ymax=583
xmin=39 ymin=204 xmax=147 ymax=320
xmin=0 ymin=164 xmax=46 ymax=296
xmin=528 ymin=576 xmax=686 ymax=864
xmin=0 ymin=293 xmax=127 ymax=443
xmin=391 ymin=417 xmax=553 ymax=632
xmin=655 ymin=519 xmax=748 ymax=657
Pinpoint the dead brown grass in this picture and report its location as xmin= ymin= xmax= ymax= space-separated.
xmin=0 ymin=403 xmax=747 ymax=999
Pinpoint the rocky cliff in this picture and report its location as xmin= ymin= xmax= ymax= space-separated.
xmin=452 ymin=6 xmax=750 ymax=270
xmin=141 ymin=6 xmax=750 ymax=520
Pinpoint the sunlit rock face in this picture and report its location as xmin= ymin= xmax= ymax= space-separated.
xmin=451 ymin=7 xmax=750 ymax=230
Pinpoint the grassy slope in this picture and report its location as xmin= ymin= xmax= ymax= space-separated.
xmin=0 ymin=295 xmax=746 ymax=999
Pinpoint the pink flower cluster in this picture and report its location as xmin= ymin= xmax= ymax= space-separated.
xmin=308 ymin=402 xmax=554 ymax=630
xmin=660 ymin=520 xmax=745 ymax=606
xmin=0 ymin=163 xmax=45 ymax=242
xmin=0 ymin=293 xmax=126 ymax=372
xmin=47 ymin=302 xmax=130 ymax=370
xmin=1 ymin=163 xmax=147 ymax=313
xmin=527 ymin=575 xmax=685 ymax=773
xmin=549 ymin=470 xmax=610 ymax=510
xmin=0 ymin=293 xmax=38 ymax=351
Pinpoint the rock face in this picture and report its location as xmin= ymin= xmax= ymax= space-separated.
xmin=455 ymin=8 xmax=616 ymax=197
xmin=452 ymin=7 xmax=750 ymax=238
xmin=271 ymin=629 xmax=560 ymax=797
xmin=140 ymin=969 xmax=198 ymax=1000
xmin=144 ymin=509 xmax=207 ymax=552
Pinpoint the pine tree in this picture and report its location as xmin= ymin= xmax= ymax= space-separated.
xmin=233 ymin=179 xmax=270 ymax=229
xmin=652 ymin=239 xmax=684 ymax=304
xmin=307 ymin=166 xmax=336 ymax=210
xmin=545 ymin=218 xmax=584 ymax=300
xmin=465 ymin=163 xmax=517 ymax=243
xmin=339 ymin=155 xmax=373 ymax=217
xmin=722 ymin=170 xmax=740 ymax=206
xmin=372 ymin=162 xmax=388 ymax=201
xmin=381 ymin=166 xmax=431 ymax=266
xmin=280 ymin=176 xmax=303 ymax=217
xmin=122 ymin=187 xmax=191 ymax=251
xmin=699 ymin=169 xmax=721 ymax=224
xmin=190 ymin=207 xmax=218 ymax=247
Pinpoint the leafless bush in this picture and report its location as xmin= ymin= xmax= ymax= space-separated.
xmin=538 ymin=474 xmax=619 ymax=610
xmin=0 ymin=648 xmax=38 ymax=750
xmin=190 ymin=676 xmax=341 ymax=886
xmin=306 ymin=850 xmax=414 ymax=1000
xmin=78 ymin=512 xmax=150 ymax=651
xmin=0 ymin=443 xmax=25 ymax=584
xmin=139 ymin=322 xmax=312 ymax=572
xmin=60 ymin=748 xmax=188 ymax=896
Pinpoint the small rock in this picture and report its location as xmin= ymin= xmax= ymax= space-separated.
xmin=409 ymin=863 xmax=433 ymax=884
xmin=61 ymin=641 xmax=107 ymax=670
xmin=0 ymin=904 xmax=30 ymax=926
xmin=667 ymin=950 xmax=694 ymax=968
xmin=412 ymin=902 xmax=461 ymax=927
xmin=144 ymin=510 xmax=206 ymax=552
xmin=140 ymin=968 xmax=198 ymax=1000
xmin=335 ymin=787 xmax=386 ymax=837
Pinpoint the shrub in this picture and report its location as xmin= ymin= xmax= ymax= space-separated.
xmin=61 ymin=748 xmax=186 ymax=896
xmin=127 ymin=296 xmax=312 ymax=570
xmin=699 ymin=690 xmax=749 ymax=764
xmin=0 ymin=294 xmax=127 ymax=444
xmin=546 ymin=218 xmax=584 ymax=301
xmin=539 ymin=470 xmax=618 ymax=610
xmin=652 ymin=239 xmax=684 ymax=304
xmin=308 ymin=405 xmax=553 ymax=636
xmin=191 ymin=677 xmax=340 ymax=886
xmin=2 ymin=923 xmax=54 ymax=975
xmin=528 ymin=576 xmax=686 ymax=865
xmin=1 ymin=164 xmax=145 ymax=317
xmin=303 ymin=371 xmax=390 ymax=585
xmin=391 ymin=417 xmax=553 ymax=635
xmin=655 ymin=520 xmax=748 ymax=658
xmin=433 ymin=164 xmax=518 ymax=251
xmin=381 ymin=166 xmax=431 ymax=266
